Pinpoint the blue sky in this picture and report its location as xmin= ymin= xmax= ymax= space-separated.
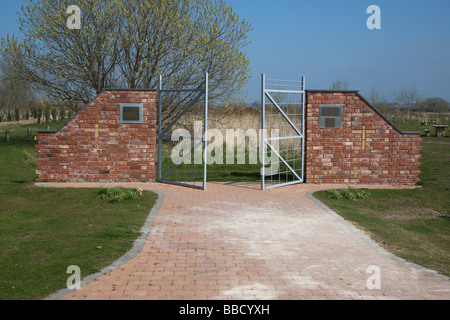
xmin=228 ymin=0 xmax=450 ymax=103
xmin=1 ymin=0 xmax=449 ymax=102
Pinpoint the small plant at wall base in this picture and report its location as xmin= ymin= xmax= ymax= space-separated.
xmin=98 ymin=187 xmax=141 ymax=203
xmin=327 ymin=188 xmax=372 ymax=201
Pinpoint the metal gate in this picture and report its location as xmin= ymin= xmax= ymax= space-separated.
xmin=157 ymin=73 xmax=208 ymax=190
xmin=261 ymin=74 xmax=306 ymax=190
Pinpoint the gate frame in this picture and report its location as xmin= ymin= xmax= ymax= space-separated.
xmin=157 ymin=73 xmax=208 ymax=190
xmin=261 ymin=73 xmax=306 ymax=190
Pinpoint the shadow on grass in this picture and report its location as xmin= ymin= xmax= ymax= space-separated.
xmin=229 ymin=171 xmax=260 ymax=179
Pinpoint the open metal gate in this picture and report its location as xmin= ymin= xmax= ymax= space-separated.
xmin=157 ymin=73 xmax=208 ymax=190
xmin=261 ymin=74 xmax=306 ymax=190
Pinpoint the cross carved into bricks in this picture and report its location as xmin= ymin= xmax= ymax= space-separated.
xmin=84 ymin=124 xmax=108 ymax=149
xmin=351 ymin=126 xmax=376 ymax=151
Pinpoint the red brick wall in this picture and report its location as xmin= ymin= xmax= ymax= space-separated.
xmin=35 ymin=90 xmax=157 ymax=183
xmin=306 ymin=91 xmax=422 ymax=186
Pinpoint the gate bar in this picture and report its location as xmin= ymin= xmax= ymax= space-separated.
xmin=158 ymin=75 xmax=163 ymax=181
xmin=203 ymin=73 xmax=208 ymax=190
xmin=301 ymin=76 xmax=306 ymax=186
xmin=261 ymin=74 xmax=266 ymax=191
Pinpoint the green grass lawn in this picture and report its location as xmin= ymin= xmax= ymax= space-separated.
xmin=0 ymin=121 xmax=158 ymax=300
xmin=314 ymin=136 xmax=450 ymax=277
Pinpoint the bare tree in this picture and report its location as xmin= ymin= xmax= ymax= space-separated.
xmin=418 ymin=97 xmax=448 ymax=124
xmin=368 ymin=88 xmax=391 ymax=116
xmin=330 ymin=79 xmax=350 ymax=91
xmin=392 ymin=86 xmax=422 ymax=120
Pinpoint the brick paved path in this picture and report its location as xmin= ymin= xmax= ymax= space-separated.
xmin=42 ymin=182 xmax=450 ymax=300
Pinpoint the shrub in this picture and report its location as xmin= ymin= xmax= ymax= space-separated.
xmin=97 ymin=187 xmax=141 ymax=203
xmin=327 ymin=188 xmax=372 ymax=201
xmin=327 ymin=189 xmax=343 ymax=200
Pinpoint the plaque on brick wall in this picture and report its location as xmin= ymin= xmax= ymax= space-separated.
xmin=123 ymin=107 xmax=140 ymax=121
xmin=120 ymin=104 xmax=143 ymax=124
xmin=325 ymin=118 xmax=336 ymax=128
xmin=319 ymin=105 xmax=342 ymax=129
xmin=321 ymin=106 xmax=340 ymax=117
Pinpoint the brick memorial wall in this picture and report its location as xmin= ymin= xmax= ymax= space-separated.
xmin=35 ymin=89 xmax=421 ymax=186
xmin=35 ymin=90 xmax=157 ymax=183
xmin=305 ymin=90 xmax=422 ymax=186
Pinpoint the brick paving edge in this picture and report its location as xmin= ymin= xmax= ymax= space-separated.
xmin=306 ymin=190 xmax=450 ymax=282
xmin=34 ymin=183 xmax=166 ymax=300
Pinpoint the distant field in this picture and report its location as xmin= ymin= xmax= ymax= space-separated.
xmin=388 ymin=114 xmax=450 ymax=134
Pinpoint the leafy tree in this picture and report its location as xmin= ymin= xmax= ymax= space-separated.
xmin=1 ymin=0 xmax=252 ymax=118
xmin=0 ymin=52 xmax=34 ymax=119
xmin=45 ymin=107 xmax=50 ymax=123
xmin=59 ymin=108 xmax=65 ymax=121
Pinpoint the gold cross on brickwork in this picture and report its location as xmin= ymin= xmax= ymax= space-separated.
xmin=352 ymin=126 xmax=376 ymax=151
xmin=84 ymin=124 xmax=108 ymax=149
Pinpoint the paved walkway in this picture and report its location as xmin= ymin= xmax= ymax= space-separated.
xmin=41 ymin=182 xmax=450 ymax=300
